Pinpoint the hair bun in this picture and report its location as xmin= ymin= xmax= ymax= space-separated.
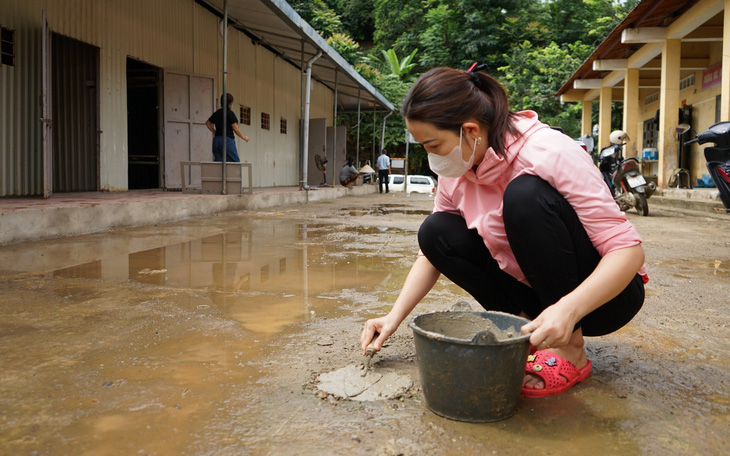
xmin=466 ymin=63 xmax=490 ymax=87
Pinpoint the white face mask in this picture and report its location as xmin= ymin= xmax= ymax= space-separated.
xmin=427 ymin=128 xmax=477 ymax=178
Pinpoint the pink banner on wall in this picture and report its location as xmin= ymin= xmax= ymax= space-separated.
xmin=702 ymin=63 xmax=722 ymax=90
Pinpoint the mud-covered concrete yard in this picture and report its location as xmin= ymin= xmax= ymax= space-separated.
xmin=1 ymin=192 xmax=728 ymax=455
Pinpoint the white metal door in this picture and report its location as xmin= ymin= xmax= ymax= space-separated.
xmin=163 ymin=71 xmax=215 ymax=189
xmin=307 ymin=118 xmax=327 ymax=186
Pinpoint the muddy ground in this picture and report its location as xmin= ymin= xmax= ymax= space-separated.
xmin=0 ymin=192 xmax=729 ymax=455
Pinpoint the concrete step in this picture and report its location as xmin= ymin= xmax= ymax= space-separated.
xmin=650 ymin=187 xmax=728 ymax=215
xmin=657 ymin=187 xmax=721 ymax=201
xmin=650 ymin=195 xmax=728 ymax=214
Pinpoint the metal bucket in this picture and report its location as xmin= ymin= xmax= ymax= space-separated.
xmin=409 ymin=311 xmax=531 ymax=422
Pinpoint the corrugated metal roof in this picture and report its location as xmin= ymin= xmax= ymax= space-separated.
xmin=557 ymin=0 xmax=704 ymax=96
xmin=199 ymin=0 xmax=395 ymax=112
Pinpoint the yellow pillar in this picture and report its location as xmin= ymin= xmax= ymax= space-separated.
xmin=598 ymin=87 xmax=612 ymax=150
xmin=623 ymin=68 xmax=640 ymax=158
xmin=581 ymin=101 xmax=592 ymax=137
xmin=721 ymin=0 xmax=730 ymax=121
xmin=658 ymin=39 xmax=681 ymax=187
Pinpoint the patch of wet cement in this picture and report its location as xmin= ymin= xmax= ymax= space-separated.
xmin=317 ymin=365 xmax=412 ymax=401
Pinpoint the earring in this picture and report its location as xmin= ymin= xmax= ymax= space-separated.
xmin=476 ymin=137 xmax=482 ymax=145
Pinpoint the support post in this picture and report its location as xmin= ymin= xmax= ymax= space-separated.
xmin=658 ymin=39 xmax=681 ymax=187
xmin=372 ymin=107 xmax=377 ymax=165
xmin=598 ymin=86 xmax=613 ymax=150
xmin=221 ymin=0 xmax=229 ymax=194
xmin=722 ymin=0 xmax=730 ymax=121
xmin=581 ymin=101 xmax=592 ymax=139
xmin=623 ymin=68 xmax=640 ymax=158
xmin=380 ymin=111 xmax=393 ymax=153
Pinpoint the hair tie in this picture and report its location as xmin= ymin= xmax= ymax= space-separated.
xmin=466 ymin=62 xmax=490 ymax=87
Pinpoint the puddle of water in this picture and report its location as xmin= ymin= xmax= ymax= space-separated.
xmin=48 ymin=222 xmax=401 ymax=331
xmin=340 ymin=204 xmax=432 ymax=217
xmin=0 ymin=218 xmax=411 ymax=455
xmin=652 ymin=258 xmax=730 ymax=278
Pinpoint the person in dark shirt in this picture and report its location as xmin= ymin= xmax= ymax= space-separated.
xmin=339 ymin=156 xmax=360 ymax=188
xmin=206 ymin=93 xmax=249 ymax=162
xmin=376 ymin=149 xmax=391 ymax=193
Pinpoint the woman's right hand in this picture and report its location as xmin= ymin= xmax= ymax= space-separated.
xmin=359 ymin=256 xmax=442 ymax=355
xmin=360 ymin=314 xmax=400 ymax=355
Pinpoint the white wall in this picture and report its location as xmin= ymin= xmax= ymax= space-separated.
xmin=0 ymin=0 xmax=334 ymax=195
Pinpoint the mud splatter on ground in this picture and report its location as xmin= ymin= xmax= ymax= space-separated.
xmin=0 ymin=193 xmax=729 ymax=455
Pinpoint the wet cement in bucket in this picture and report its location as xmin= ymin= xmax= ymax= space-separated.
xmin=316 ymin=365 xmax=412 ymax=401
xmin=423 ymin=312 xmax=521 ymax=342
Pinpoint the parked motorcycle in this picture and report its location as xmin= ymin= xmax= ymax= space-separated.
xmin=598 ymin=130 xmax=655 ymax=216
xmin=677 ymin=122 xmax=730 ymax=213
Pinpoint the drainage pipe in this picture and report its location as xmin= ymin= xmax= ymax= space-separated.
xmin=355 ymin=89 xmax=361 ymax=167
xmin=300 ymin=51 xmax=322 ymax=190
xmin=331 ymin=69 xmax=338 ymax=187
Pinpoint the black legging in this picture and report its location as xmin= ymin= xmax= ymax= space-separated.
xmin=418 ymin=174 xmax=644 ymax=337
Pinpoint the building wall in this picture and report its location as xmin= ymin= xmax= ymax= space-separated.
xmin=0 ymin=1 xmax=45 ymax=196
xmin=0 ymin=0 xmax=333 ymax=196
xmin=635 ymin=41 xmax=724 ymax=184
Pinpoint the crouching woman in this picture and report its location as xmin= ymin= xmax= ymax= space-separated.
xmin=360 ymin=66 xmax=646 ymax=397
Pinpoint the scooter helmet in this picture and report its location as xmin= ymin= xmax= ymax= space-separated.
xmin=609 ymin=130 xmax=629 ymax=145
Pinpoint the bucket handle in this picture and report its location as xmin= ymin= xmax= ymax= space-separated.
xmin=471 ymin=329 xmax=532 ymax=346
xmin=471 ymin=329 xmax=498 ymax=345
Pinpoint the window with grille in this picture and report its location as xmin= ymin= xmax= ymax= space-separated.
xmin=261 ymin=112 xmax=270 ymax=130
xmin=280 ymin=118 xmax=287 ymax=134
xmin=240 ymin=106 xmax=251 ymax=126
xmin=680 ymin=74 xmax=695 ymax=91
xmin=642 ymin=118 xmax=658 ymax=149
xmin=644 ymin=92 xmax=659 ymax=106
xmin=1 ymin=26 xmax=15 ymax=67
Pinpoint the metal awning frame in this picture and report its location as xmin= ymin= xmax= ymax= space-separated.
xmin=198 ymin=0 xmax=394 ymax=112
xmin=198 ymin=0 xmax=394 ymax=191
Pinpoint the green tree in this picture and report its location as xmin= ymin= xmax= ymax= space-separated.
xmin=301 ymin=0 xmax=640 ymax=166
xmin=364 ymin=49 xmax=419 ymax=81
xmin=417 ymin=3 xmax=461 ymax=69
xmin=326 ymin=0 xmax=376 ymax=42
xmin=372 ymin=0 xmax=425 ymax=58
xmin=326 ymin=33 xmax=360 ymax=62
xmin=543 ymin=0 xmax=633 ymax=46
xmin=498 ymin=41 xmax=593 ymax=136
xmin=289 ymin=0 xmax=343 ymax=37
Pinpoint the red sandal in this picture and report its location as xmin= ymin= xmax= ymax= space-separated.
xmin=521 ymin=350 xmax=592 ymax=398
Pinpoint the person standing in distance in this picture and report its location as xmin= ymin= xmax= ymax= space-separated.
xmin=376 ymin=150 xmax=391 ymax=193
xmin=206 ymin=93 xmax=249 ymax=162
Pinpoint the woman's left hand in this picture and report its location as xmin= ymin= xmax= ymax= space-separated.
xmin=520 ymin=245 xmax=645 ymax=349
xmin=520 ymin=300 xmax=577 ymax=349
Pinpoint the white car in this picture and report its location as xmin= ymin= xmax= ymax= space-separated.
xmin=388 ymin=174 xmax=437 ymax=194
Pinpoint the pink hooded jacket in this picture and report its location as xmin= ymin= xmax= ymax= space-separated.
xmin=429 ymin=110 xmax=647 ymax=286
